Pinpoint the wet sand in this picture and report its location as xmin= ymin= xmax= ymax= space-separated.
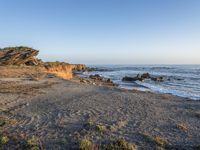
xmin=0 ymin=76 xmax=200 ymax=149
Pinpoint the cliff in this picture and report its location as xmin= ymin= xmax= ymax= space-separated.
xmin=44 ymin=62 xmax=87 ymax=80
xmin=0 ymin=47 xmax=87 ymax=80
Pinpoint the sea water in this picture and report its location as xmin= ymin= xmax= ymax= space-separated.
xmin=81 ymin=65 xmax=200 ymax=100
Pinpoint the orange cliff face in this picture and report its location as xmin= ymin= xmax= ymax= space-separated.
xmin=44 ymin=64 xmax=87 ymax=80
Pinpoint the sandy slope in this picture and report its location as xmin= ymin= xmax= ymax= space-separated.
xmin=0 ymin=77 xmax=200 ymax=149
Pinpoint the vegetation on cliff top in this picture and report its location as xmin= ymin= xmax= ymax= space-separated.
xmin=0 ymin=46 xmax=38 ymax=52
xmin=44 ymin=61 xmax=69 ymax=67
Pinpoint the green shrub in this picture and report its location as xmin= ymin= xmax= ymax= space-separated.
xmin=79 ymin=139 xmax=94 ymax=150
xmin=26 ymin=136 xmax=40 ymax=150
xmin=95 ymin=124 xmax=107 ymax=133
xmin=0 ymin=135 xmax=9 ymax=146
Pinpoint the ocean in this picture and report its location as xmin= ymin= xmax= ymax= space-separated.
xmin=81 ymin=65 xmax=200 ymax=100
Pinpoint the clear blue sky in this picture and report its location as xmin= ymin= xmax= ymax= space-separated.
xmin=0 ymin=0 xmax=200 ymax=64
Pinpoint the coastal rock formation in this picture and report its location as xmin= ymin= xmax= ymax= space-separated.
xmin=0 ymin=47 xmax=87 ymax=80
xmin=79 ymin=74 xmax=115 ymax=86
xmin=122 ymin=73 xmax=164 ymax=82
xmin=44 ymin=62 xmax=87 ymax=80
xmin=73 ymin=64 xmax=87 ymax=71
xmin=0 ymin=47 xmax=43 ymax=66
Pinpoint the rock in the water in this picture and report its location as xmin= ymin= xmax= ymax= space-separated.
xmin=122 ymin=76 xmax=138 ymax=82
xmin=122 ymin=73 xmax=164 ymax=82
xmin=151 ymin=76 xmax=164 ymax=82
xmin=0 ymin=47 xmax=42 ymax=66
xmin=89 ymin=74 xmax=103 ymax=80
xmin=141 ymin=73 xmax=150 ymax=79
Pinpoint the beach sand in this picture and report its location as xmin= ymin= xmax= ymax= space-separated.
xmin=0 ymin=75 xmax=200 ymax=149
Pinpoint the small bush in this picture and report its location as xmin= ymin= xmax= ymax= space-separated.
xmin=79 ymin=139 xmax=94 ymax=150
xmin=95 ymin=124 xmax=107 ymax=133
xmin=0 ymin=135 xmax=9 ymax=146
xmin=0 ymin=120 xmax=6 ymax=127
xmin=84 ymin=119 xmax=95 ymax=129
xmin=103 ymin=139 xmax=136 ymax=150
xmin=26 ymin=136 xmax=40 ymax=150
xmin=142 ymin=133 xmax=153 ymax=142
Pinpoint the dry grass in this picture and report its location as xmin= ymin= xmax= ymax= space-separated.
xmin=154 ymin=136 xmax=168 ymax=147
xmin=109 ymin=120 xmax=128 ymax=132
xmin=176 ymin=123 xmax=188 ymax=131
xmin=103 ymin=139 xmax=137 ymax=150
xmin=0 ymin=116 xmax=17 ymax=127
xmin=26 ymin=136 xmax=41 ymax=150
xmin=29 ymin=73 xmax=46 ymax=81
xmin=141 ymin=133 xmax=168 ymax=148
xmin=84 ymin=119 xmax=107 ymax=133
xmin=0 ymin=66 xmax=45 ymax=78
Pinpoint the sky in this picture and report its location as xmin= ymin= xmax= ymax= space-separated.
xmin=0 ymin=0 xmax=200 ymax=64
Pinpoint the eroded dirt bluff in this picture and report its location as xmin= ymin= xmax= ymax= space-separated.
xmin=44 ymin=63 xmax=87 ymax=80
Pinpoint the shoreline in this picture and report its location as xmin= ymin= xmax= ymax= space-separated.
xmin=76 ymin=72 xmax=199 ymax=101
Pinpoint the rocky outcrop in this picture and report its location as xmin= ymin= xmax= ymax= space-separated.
xmin=89 ymin=74 xmax=103 ymax=81
xmin=73 ymin=64 xmax=87 ymax=71
xmin=122 ymin=73 xmax=164 ymax=82
xmin=0 ymin=47 xmax=87 ymax=80
xmin=80 ymin=74 xmax=116 ymax=86
xmin=122 ymin=76 xmax=140 ymax=82
xmin=0 ymin=47 xmax=43 ymax=66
